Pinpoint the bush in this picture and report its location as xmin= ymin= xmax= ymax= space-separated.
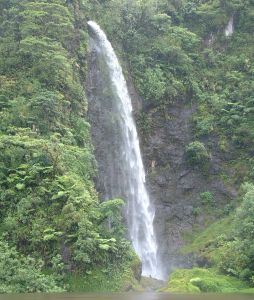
xmin=163 ymin=268 xmax=249 ymax=293
xmin=200 ymin=191 xmax=214 ymax=206
xmin=195 ymin=115 xmax=215 ymax=136
xmin=185 ymin=141 xmax=211 ymax=167
xmin=190 ymin=277 xmax=221 ymax=292
xmin=192 ymin=207 xmax=201 ymax=217
xmin=0 ymin=239 xmax=64 ymax=293
xmin=137 ymin=66 xmax=166 ymax=103
xmin=216 ymin=183 xmax=254 ymax=282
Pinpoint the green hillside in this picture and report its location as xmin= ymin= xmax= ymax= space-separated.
xmin=0 ymin=0 xmax=254 ymax=294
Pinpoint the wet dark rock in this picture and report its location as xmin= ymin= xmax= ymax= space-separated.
xmin=140 ymin=100 xmax=236 ymax=278
xmin=132 ymin=257 xmax=142 ymax=281
xmin=87 ymin=49 xmax=237 ymax=279
xmin=140 ymin=276 xmax=166 ymax=291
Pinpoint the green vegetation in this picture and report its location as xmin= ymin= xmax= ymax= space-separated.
xmin=180 ymin=183 xmax=254 ymax=291
xmin=0 ymin=0 xmax=138 ymax=293
xmin=185 ymin=141 xmax=211 ymax=168
xmin=200 ymin=191 xmax=214 ymax=206
xmin=93 ymin=0 xmax=254 ymax=293
xmin=87 ymin=0 xmax=253 ymax=293
xmin=67 ymin=252 xmax=141 ymax=292
xmin=218 ymin=183 xmax=254 ymax=281
xmin=182 ymin=215 xmax=234 ymax=256
xmin=0 ymin=239 xmax=64 ymax=293
xmin=163 ymin=268 xmax=252 ymax=293
xmin=1 ymin=0 xmax=254 ymax=294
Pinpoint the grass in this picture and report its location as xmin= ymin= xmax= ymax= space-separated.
xmin=170 ymin=216 xmax=254 ymax=294
xmin=162 ymin=268 xmax=251 ymax=293
xmin=182 ymin=215 xmax=234 ymax=262
xmin=66 ymin=254 xmax=141 ymax=292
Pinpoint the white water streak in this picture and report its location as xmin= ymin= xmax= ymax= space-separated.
xmin=225 ymin=16 xmax=234 ymax=37
xmin=88 ymin=21 xmax=163 ymax=279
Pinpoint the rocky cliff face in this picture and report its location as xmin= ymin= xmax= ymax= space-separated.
xmin=140 ymin=99 xmax=238 ymax=276
xmin=87 ymin=47 xmax=121 ymax=200
xmin=87 ymin=49 xmax=237 ymax=278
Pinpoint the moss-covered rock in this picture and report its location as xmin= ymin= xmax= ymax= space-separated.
xmin=67 ymin=251 xmax=141 ymax=292
xmin=163 ymin=268 xmax=251 ymax=293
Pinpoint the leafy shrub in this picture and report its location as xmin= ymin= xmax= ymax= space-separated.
xmin=0 ymin=239 xmax=64 ymax=293
xmin=164 ymin=268 xmax=248 ymax=293
xmin=190 ymin=277 xmax=221 ymax=292
xmin=99 ymin=198 xmax=126 ymax=237
xmin=195 ymin=115 xmax=214 ymax=136
xmin=217 ymin=183 xmax=254 ymax=282
xmin=137 ymin=66 xmax=166 ymax=103
xmin=192 ymin=207 xmax=201 ymax=217
xmin=185 ymin=141 xmax=211 ymax=167
xmin=200 ymin=191 xmax=214 ymax=206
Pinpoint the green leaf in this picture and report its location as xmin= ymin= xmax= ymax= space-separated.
xmin=99 ymin=244 xmax=110 ymax=251
xmin=16 ymin=183 xmax=25 ymax=190
xmin=52 ymin=191 xmax=67 ymax=200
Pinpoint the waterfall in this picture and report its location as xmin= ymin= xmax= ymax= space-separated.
xmin=87 ymin=21 xmax=163 ymax=280
xmin=225 ymin=16 xmax=234 ymax=37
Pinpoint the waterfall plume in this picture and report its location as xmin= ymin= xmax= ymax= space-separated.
xmin=87 ymin=20 xmax=163 ymax=280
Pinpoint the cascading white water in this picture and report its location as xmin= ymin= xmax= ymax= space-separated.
xmin=87 ymin=21 xmax=163 ymax=280
xmin=225 ymin=16 xmax=234 ymax=37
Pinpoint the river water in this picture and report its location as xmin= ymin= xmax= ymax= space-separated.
xmin=0 ymin=293 xmax=253 ymax=300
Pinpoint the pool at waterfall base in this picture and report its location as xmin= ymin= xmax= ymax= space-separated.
xmin=0 ymin=293 xmax=253 ymax=300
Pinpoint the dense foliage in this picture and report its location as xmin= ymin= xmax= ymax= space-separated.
xmin=0 ymin=239 xmax=63 ymax=293
xmin=0 ymin=0 xmax=137 ymax=293
xmin=217 ymin=183 xmax=254 ymax=282
xmin=0 ymin=0 xmax=254 ymax=293
xmin=185 ymin=141 xmax=211 ymax=168
xmin=84 ymin=0 xmax=254 ymax=290
xmin=163 ymin=268 xmax=252 ymax=293
xmin=180 ymin=183 xmax=254 ymax=290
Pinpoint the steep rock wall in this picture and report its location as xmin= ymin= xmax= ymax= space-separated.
xmin=87 ymin=49 xmax=237 ymax=278
xmin=141 ymin=100 xmax=237 ymax=276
